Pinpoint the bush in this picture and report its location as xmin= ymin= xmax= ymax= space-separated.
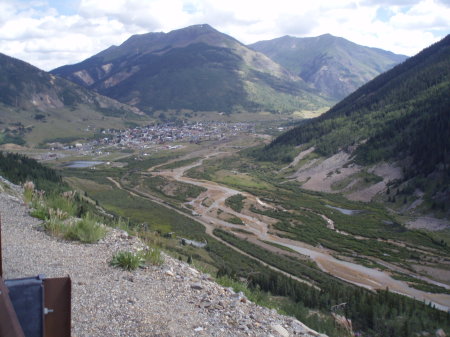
xmin=29 ymin=190 xmax=78 ymax=220
xmin=225 ymin=194 xmax=246 ymax=213
xmin=65 ymin=213 xmax=106 ymax=243
xmin=142 ymin=247 xmax=164 ymax=266
xmin=43 ymin=215 xmax=66 ymax=237
xmin=46 ymin=191 xmax=78 ymax=219
xmin=23 ymin=181 xmax=35 ymax=204
xmin=30 ymin=194 xmax=49 ymax=220
xmin=110 ymin=251 xmax=144 ymax=271
xmin=227 ymin=215 xmax=244 ymax=225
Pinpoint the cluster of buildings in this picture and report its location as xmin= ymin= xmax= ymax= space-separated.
xmin=44 ymin=122 xmax=255 ymax=158
xmin=91 ymin=121 xmax=255 ymax=148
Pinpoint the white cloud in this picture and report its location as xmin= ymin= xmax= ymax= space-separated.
xmin=0 ymin=0 xmax=449 ymax=70
xmin=389 ymin=0 xmax=450 ymax=30
xmin=360 ymin=0 xmax=422 ymax=6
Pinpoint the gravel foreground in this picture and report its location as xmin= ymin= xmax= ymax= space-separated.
xmin=0 ymin=181 xmax=325 ymax=337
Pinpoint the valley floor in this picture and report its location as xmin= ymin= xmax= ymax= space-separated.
xmin=10 ymin=129 xmax=449 ymax=336
xmin=146 ymin=149 xmax=450 ymax=311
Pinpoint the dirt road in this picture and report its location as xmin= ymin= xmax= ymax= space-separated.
xmin=106 ymin=175 xmax=316 ymax=289
xmin=149 ymin=152 xmax=450 ymax=311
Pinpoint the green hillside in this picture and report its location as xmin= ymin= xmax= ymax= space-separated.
xmin=262 ymin=35 xmax=450 ymax=211
xmin=0 ymin=52 xmax=149 ymax=146
xmin=52 ymin=24 xmax=330 ymax=115
xmin=250 ymin=34 xmax=407 ymax=100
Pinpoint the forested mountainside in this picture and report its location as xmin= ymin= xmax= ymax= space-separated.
xmin=250 ymin=34 xmax=407 ymax=100
xmin=263 ymin=35 xmax=450 ymax=212
xmin=0 ymin=151 xmax=62 ymax=190
xmin=52 ymin=24 xmax=330 ymax=114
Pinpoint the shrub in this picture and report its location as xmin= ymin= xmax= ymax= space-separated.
xmin=29 ymin=190 xmax=78 ymax=220
xmin=225 ymin=194 xmax=246 ymax=213
xmin=65 ymin=213 xmax=106 ymax=243
xmin=46 ymin=192 xmax=78 ymax=219
xmin=112 ymin=217 xmax=135 ymax=236
xmin=43 ymin=215 xmax=67 ymax=237
xmin=48 ymin=207 xmax=69 ymax=220
xmin=30 ymin=194 xmax=49 ymax=220
xmin=23 ymin=181 xmax=35 ymax=204
xmin=143 ymin=247 xmax=164 ymax=266
xmin=110 ymin=251 xmax=144 ymax=271
xmin=227 ymin=215 xmax=244 ymax=225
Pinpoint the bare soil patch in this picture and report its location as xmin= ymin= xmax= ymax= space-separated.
xmin=407 ymin=216 xmax=450 ymax=231
xmin=412 ymin=264 xmax=450 ymax=285
xmin=288 ymin=150 xmax=404 ymax=202
xmin=291 ymin=152 xmax=359 ymax=192
xmin=348 ymin=162 xmax=403 ymax=202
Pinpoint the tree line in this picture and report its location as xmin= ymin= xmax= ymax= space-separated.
xmin=0 ymin=151 xmax=62 ymax=191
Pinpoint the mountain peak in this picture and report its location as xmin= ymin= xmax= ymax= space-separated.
xmin=100 ymin=24 xmax=238 ymax=61
xmin=249 ymin=34 xmax=407 ymax=99
xmin=182 ymin=23 xmax=216 ymax=32
xmin=52 ymin=25 xmax=328 ymax=115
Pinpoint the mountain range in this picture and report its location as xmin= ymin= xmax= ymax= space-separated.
xmin=250 ymin=34 xmax=407 ymax=100
xmin=52 ymin=24 xmax=405 ymax=115
xmin=0 ymin=24 xmax=409 ymax=146
xmin=52 ymin=24 xmax=330 ymax=115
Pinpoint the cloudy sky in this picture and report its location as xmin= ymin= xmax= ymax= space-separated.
xmin=1 ymin=0 xmax=450 ymax=70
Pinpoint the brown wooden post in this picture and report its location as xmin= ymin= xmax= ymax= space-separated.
xmin=44 ymin=277 xmax=72 ymax=337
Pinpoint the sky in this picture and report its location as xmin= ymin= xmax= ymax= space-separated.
xmin=1 ymin=0 xmax=449 ymax=71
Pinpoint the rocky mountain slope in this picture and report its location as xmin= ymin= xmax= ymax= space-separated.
xmin=0 ymin=52 xmax=149 ymax=146
xmin=250 ymin=34 xmax=407 ymax=100
xmin=0 ymin=178 xmax=323 ymax=337
xmin=52 ymin=24 xmax=330 ymax=115
xmin=264 ymin=35 xmax=450 ymax=216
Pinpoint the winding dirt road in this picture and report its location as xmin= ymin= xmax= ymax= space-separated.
xmin=144 ymin=151 xmax=450 ymax=311
xmin=106 ymin=175 xmax=316 ymax=289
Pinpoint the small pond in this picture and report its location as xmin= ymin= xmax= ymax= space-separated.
xmin=65 ymin=161 xmax=104 ymax=168
xmin=326 ymin=204 xmax=363 ymax=215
